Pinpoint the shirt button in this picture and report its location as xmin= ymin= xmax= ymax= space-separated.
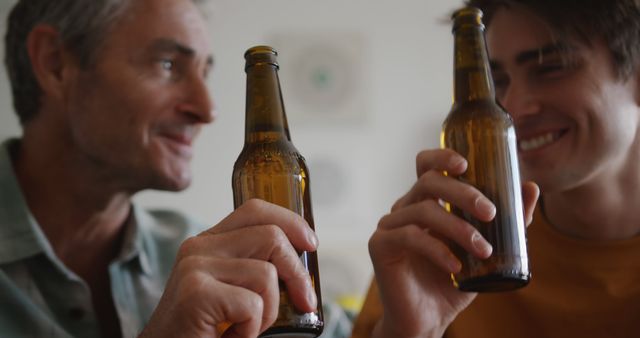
xmin=68 ymin=307 xmax=86 ymax=320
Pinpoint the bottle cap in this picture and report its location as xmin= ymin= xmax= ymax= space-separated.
xmin=452 ymin=6 xmax=484 ymax=32
xmin=244 ymin=45 xmax=279 ymax=70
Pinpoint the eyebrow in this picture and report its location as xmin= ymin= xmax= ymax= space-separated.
xmin=150 ymin=38 xmax=214 ymax=67
xmin=490 ymin=43 xmax=575 ymax=70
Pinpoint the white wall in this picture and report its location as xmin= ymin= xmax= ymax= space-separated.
xmin=0 ymin=0 xmax=464 ymax=305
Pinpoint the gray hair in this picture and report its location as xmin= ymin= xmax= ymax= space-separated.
xmin=5 ymin=0 xmax=132 ymax=125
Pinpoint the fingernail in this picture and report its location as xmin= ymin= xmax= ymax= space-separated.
xmin=449 ymin=156 xmax=467 ymax=171
xmin=471 ymin=232 xmax=493 ymax=257
xmin=308 ymin=232 xmax=319 ymax=249
xmin=307 ymin=280 xmax=317 ymax=308
xmin=475 ymin=197 xmax=496 ymax=219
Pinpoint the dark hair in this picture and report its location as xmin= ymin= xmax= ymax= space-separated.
xmin=466 ymin=0 xmax=640 ymax=79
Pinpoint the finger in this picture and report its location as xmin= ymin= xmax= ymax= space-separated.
xmin=393 ymin=170 xmax=496 ymax=222
xmin=521 ymin=181 xmax=540 ymax=226
xmin=223 ymin=324 xmax=258 ymax=338
xmin=369 ymin=225 xmax=462 ymax=273
xmin=416 ymin=148 xmax=467 ymax=178
xmin=184 ymin=225 xmax=317 ymax=313
xmin=209 ymin=280 xmax=262 ymax=338
xmin=205 ymin=198 xmax=318 ymax=252
xmin=184 ymin=257 xmax=280 ymax=333
xmin=379 ymin=200 xmax=492 ymax=259
xmin=169 ymin=272 xmax=264 ymax=338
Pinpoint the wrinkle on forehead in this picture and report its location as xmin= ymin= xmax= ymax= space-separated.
xmin=107 ymin=0 xmax=211 ymax=54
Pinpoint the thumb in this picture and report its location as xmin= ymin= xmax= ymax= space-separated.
xmin=522 ymin=181 xmax=540 ymax=227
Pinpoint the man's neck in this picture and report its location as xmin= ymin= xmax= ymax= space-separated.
xmin=542 ymin=174 xmax=640 ymax=241
xmin=13 ymin=122 xmax=130 ymax=338
xmin=540 ymin=128 xmax=640 ymax=241
xmin=13 ymin=129 xmax=132 ymax=276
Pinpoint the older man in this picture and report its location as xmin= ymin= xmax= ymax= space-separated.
xmin=0 ymin=0 xmax=318 ymax=337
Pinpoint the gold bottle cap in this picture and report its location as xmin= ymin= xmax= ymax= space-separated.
xmin=452 ymin=6 xmax=484 ymax=32
xmin=244 ymin=45 xmax=279 ymax=70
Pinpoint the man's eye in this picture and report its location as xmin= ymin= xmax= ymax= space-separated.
xmin=161 ymin=59 xmax=174 ymax=70
xmin=537 ymin=64 xmax=564 ymax=75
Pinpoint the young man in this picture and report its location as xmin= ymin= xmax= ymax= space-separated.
xmin=0 ymin=0 xmax=319 ymax=337
xmin=354 ymin=1 xmax=640 ymax=337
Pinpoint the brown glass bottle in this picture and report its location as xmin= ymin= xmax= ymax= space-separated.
xmin=441 ymin=7 xmax=530 ymax=292
xmin=232 ymin=46 xmax=324 ymax=337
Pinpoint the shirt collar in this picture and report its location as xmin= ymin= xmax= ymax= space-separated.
xmin=0 ymin=138 xmax=151 ymax=276
xmin=0 ymin=138 xmax=53 ymax=264
xmin=117 ymin=204 xmax=152 ymax=276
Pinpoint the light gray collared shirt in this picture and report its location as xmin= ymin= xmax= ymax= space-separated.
xmin=0 ymin=138 xmax=353 ymax=338
xmin=0 ymin=139 xmax=202 ymax=338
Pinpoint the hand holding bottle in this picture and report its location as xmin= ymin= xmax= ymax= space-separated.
xmin=368 ymin=149 xmax=539 ymax=338
xmin=139 ymin=199 xmax=319 ymax=338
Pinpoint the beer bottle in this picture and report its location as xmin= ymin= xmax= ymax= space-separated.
xmin=441 ymin=7 xmax=530 ymax=292
xmin=232 ymin=46 xmax=324 ymax=337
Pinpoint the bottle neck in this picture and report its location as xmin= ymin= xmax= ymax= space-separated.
xmin=244 ymin=63 xmax=291 ymax=143
xmin=453 ymin=25 xmax=496 ymax=104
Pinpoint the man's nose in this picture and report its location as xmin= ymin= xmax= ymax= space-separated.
xmin=498 ymin=82 xmax=541 ymax=120
xmin=178 ymin=76 xmax=215 ymax=124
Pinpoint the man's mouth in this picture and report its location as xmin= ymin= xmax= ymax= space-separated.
xmin=161 ymin=133 xmax=193 ymax=147
xmin=157 ymin=131 xmax=196 ymax=158
xmin=518 ymin=131 xmax=565 ymax=152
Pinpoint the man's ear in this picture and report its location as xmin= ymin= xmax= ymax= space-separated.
xmin=26 ymin=24 xmax=74 ymax=102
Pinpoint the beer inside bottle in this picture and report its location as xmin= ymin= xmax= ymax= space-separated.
xmin=441 ymin=7 xmax=530 ymax=292
xmin=232 ymin=46 xmax=324 ymax=337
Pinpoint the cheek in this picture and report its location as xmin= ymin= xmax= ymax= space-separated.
xmin=66 ymin=71 xmax=176 ymax=168
xmin=593 ymin=85 xmax=639 ymax=142
xmin=600 ymin=106 xmax=638 ymax=154
xmin=102 ymin=93 xmax=161 ymax=145
xmin=69 ymin=98 xmax=152 ymax=163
